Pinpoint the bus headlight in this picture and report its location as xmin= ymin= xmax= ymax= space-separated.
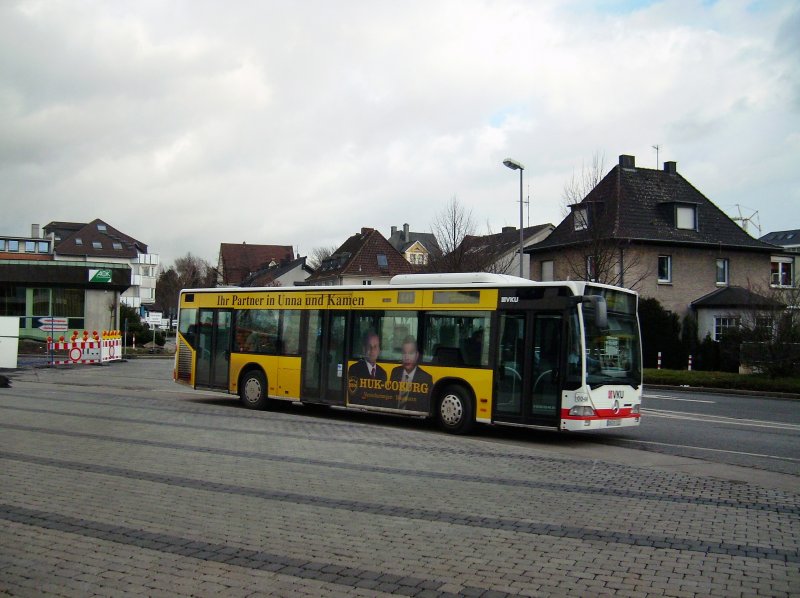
xmin=569 ymin=406 xmax=596 ymax=417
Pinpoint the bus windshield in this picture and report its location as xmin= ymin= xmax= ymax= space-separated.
xmin=582 ymin=288 xmax=641 ymax=389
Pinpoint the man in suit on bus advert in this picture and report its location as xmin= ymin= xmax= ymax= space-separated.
xmin=348 ymin=329 xmax=387 ymax=404
xmin=390 ymin=336 xmax=433 ymax=410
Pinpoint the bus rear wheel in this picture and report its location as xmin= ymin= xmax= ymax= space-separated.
xmin=240 ymin=370 xmax=268 ymax=410
xmin=437 ymin=385 xmax=474 ymax=434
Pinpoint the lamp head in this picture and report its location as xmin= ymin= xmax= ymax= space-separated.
xmin=503 ymin=158 xmax=524 ymax=171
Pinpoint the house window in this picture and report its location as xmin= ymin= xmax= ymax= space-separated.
xmin=676 ymin=205 xmax=696 ymax=230
xmin=97 ymin=224 xmax=107 ymax=231
xmin=75 ymin=238 xmax=82 ymax=246
xmin=657 ymin=255 xmax=672 ymax=283
xmin=574 ymin=207 xmax=588 ymax=231
xmin=771 ymin=257 xmax=793 ymax=287
xmin=715 ymin=258 xmax=729 ymax=285
xmin=92 ymin=241 xmax=102 ymax=249
xmin=714 ymin=316 xmax=740 ymax=341
xmin=362 ymin=280 xmax=372 ymax=285
xmin=25 ymin=241 xmax=36 ymax=252
xmin=376 ymin=254 xmax=388 ymax=269
xmin=38 ymin=241 xmax=49 ymax=252
xmin=0 ymin=240 xmax=5 ymax=251
xmin=586 ymin=255 xmax=596 ymax=282
xmin=7 ymin=240 xmax=19 ymax=251
xmin=541 ymin=260 xmax=554 ymax=282
xmin=113 ymin=242 xmax=123 ymax=250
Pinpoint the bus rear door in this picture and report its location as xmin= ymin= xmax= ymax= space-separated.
xmin=300 ymin=310 xmax=347 ymax=404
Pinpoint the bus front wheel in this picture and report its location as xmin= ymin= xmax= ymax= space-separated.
xmin=240 ymin=370 xmax=268 ymax=410
xmin=436 ymin=385 xmax=474 ymax=434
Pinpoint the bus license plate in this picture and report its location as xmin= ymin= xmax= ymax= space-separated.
xmin=606 ymin=419 xmax=621 ymax=427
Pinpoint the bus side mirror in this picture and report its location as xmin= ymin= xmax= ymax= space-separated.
xmin=593 ymin=297 xmax=607 ymax=328
xmin=572 ymin=295 xmax=607 ymax=328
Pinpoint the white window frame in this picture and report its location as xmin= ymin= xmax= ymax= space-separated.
xmin=715 ymin=258 xmax=729 ymax=286
xmin=771 ymin=257 xmax=793 ymax=287
xmin=714 ymin=316 xmax=740 ymax=341
xmin=657 ymin=255 xmax=672 ymax=284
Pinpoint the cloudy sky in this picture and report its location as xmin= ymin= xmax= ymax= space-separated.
xmin=1 ymin=0 xmax=798 ymax=267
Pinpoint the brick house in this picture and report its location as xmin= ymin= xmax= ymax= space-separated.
xmin=304 ymin=228 xmax=413 ymax=286
xmin=217 ymin=243 xmax=295 ymax=286
xmin=527 ymin=154 xmax=785 ymax=340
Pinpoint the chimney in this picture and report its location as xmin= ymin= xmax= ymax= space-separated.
xmin=403 ymin=223 xmax=410 ymax=242
xmin=502 ymin=226 xmax=516 ymax=234
xmin=361 ymin=227 xmax=374 ymax=235
xmin=391 ymin=225 xmax=397 ymax=237
xmin=619 ymin=155 xmax=636 ymax=169
xmin=663 ymin=161 xmax=677 ymax=175
xmin=31 ymin=224 xmax=40 ymax=238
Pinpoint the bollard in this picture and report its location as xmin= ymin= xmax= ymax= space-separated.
xmin=657 ymin=351 xmax=662 ymax=370
xmin=688 ymin=354 xmax=693 ymax=371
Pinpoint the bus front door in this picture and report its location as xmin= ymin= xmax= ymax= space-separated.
xmin=195 ymin=309 xmax=231 ymax=390
xmin=494 ymin=312 xmax=562 ymax=428
xmin=301 ymin=310 xmax=347 ymax=404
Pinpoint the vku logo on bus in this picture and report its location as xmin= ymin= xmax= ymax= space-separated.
xmin=608 ymin=390 xmax=625 ymax=400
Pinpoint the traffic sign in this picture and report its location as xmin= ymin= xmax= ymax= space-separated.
xmin=38 ymin=317 xmax=69 ymax=332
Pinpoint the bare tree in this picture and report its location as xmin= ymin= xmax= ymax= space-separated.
xmin=156 ymin=253 xmax=216 ymax=318
xmin=426 ymin=195 xmax=477 ymax=272
xmin=426 ymin=197 xmax=526 ymax=274
xmin=307 ymin=245 xmax=338 ymax=270
xmin=738 ymin=282 xmax=800 ymax=377
xmin=558 ymin=152 xmax=650 ymax=289
xmin=561 ymin=151 xmax=606 ymax=216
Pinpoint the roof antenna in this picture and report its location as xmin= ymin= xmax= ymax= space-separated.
xmin=526 ymin=183 xmax=531 ymax=227
xmin=652 ymin=144 xmax=660 ymax=168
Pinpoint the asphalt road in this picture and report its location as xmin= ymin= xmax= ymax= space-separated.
xmin=590 ymin=389 xmax=800 ymax=477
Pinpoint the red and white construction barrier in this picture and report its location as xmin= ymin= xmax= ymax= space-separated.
xmin=47 ymin=331 xmax=122 ymax=365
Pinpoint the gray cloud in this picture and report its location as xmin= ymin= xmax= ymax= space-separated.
xmin=1 ymin=0 xmax=797 ymax=266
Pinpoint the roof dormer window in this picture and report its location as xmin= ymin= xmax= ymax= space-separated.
xmin=574 ymin=207 xmax=588 ymax=231
xmin=75 ymin=238 xmax=82 ymax=246
xmin=97 ymin=224 xmax=107 ymax=231
xmin=92 ymin=241 xmax=102 ymax=249
xmin=676 ymin=205 xmax=697 ymax=230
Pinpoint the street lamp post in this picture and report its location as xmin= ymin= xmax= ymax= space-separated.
xmin=503 ymin=158 xmax=525 ymax=278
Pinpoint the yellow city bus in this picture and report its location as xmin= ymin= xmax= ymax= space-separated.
xmin=174 ymin=273 xmax=642 ymax=433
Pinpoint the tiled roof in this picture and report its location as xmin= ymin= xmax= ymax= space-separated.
xmin=219 ymin=243 xmax=294 ymax=285
xmin=47 ymin=219 xmax=147 ymax=259
xmin=306 ymin=228 xmax=413 ymax=282
xmin=691 ymin=286 xmax=783 ymax=309
xmin=387 ymin=227 xmax=441 ymax=255
xmin=530 ymin=157 xmax=777 ymax=253
xmin=463 ymin=224 xmax=552 ymax=255
xmin=240 ymin=256 xmax=313 ymax=287
xmin=760 ymin=229 xmax=800 ymax=247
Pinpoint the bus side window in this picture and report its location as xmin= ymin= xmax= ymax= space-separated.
xmin=280 ymin=310 xmax=301 ymax=355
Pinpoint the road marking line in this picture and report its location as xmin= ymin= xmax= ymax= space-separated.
xmin=609 ymin=438 xmax=800 ymax=462
xmin=643 ymin=394 xmax=715 ymax=403
xmin=643 ymin=408 xmax=800 ymax=431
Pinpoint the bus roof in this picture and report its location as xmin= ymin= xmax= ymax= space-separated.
xmin=181 ymin=272 xmax=637 ymax=296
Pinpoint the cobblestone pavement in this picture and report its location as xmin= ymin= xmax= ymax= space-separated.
xmin=0 ymin=361 xmax=798 ymax=597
